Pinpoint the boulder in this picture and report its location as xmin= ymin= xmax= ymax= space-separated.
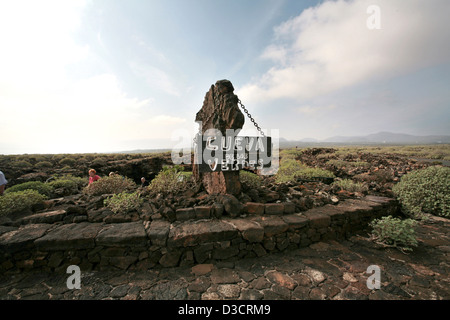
xmin=219 ymin=194 xmax=243 ymax=218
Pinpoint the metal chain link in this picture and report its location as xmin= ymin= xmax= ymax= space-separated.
xmin=237 ymin=99 xmax=265 ymax=137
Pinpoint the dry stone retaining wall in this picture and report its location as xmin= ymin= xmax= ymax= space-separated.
xmin=0 ymin=196 xmax=399 ymax=273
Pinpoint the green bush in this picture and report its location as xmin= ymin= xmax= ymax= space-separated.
xmin=275 ymin=159 xmax=305 ymax=183
xmin=327 ymin=159 xmax=347 ymax=168
xmin=91 ymin=157 xmax=106 ymax=167
xmin=83 ymin=175 xmax=137 ymax=196
xmin=148 ymin=165 xmax=194 ymax=194
xmin=240 ymin=171 xmax=262 ymax=189
xmin=393 ymin=166 xmax=449 ymax=218
xmin=275 ymin=159 xmax=335 ymax=183
xmin=279 ymin=148 xmax=303 ymax=160
xmin=5 ymin=181 xmax=53 ymax=196
xmin=295 ymin=167 xmax=335 ymax=180
xmin=369 ymin=215 xmax=418 ymax=252
xmin=104 ymin=192 xmax=143 ymax=214
xmin=62 ymin=175 xmax=87 ymax=189
xmin=35 ymin=161 xmax=53 ymax=168
xmin=332 ymin=179 xmax=368 ymax=193
xmin=13 ymin=160 xmax=32 ymax=168
xmin=59 ymin=157 xmax=76 ymax=166
xmin=48 ymin=179 xmax=78 ymax=194
xmin=0 ymin=190 xmax=47 ymax=216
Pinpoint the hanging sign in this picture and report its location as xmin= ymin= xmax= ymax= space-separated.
xmin=195 ymin=129 xmax=272 ymax=172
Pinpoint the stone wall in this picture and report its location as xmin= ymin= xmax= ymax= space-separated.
xmin=0 ymin=196 xmax=399 ymax=274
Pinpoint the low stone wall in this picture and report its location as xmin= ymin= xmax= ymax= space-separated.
xmin=0 ymin=196 xmax=399 ymax=274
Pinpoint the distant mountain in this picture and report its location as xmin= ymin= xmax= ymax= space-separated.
xmin=279 ymin=132 xmax=450 ymax=147
xmin=322 ymin=132 xmax=450 ymax=144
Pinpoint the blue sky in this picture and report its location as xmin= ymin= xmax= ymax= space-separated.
xmin=0 ymin=0 xmax=449 ymax=154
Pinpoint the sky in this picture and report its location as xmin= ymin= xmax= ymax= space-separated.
xmin=0 ymin=0 xmax=449 ymax=154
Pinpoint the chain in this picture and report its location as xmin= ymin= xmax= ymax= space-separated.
xmin=237 ymin=99 xmax=265 ymax=137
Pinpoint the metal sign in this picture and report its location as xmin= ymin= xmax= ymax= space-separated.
xmin=195 ymin=129 xmax=272 ymax=172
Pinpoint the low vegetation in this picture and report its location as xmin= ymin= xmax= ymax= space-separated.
xmin=35 ymin=161 xmax=53 ymax=168
xmin=332 ymin=179 xmax=368 ymax=193
xmin=240 ymin=170 xmax=262 ymax=189
xmin=0 ymin=190 xmax=47 ymax=216
xmin=84 ymin=175 xmax=137 ymax=196
xmin=104 ymin=192 xmax=143 ymax=214
xmin=393 ymin=166 xmax=449 ymax=218
xmin=333 ymin=144 xmax=450 ymax=161
xmin=147 ymin=165 xmax=195 ymax=194
xmin=369 ymin=215 xmax=418 ymax=252
xmin=275 ymin=159 xmax=335 ymax=183
xmin=5 ymin=181 xmax=53 ymax=197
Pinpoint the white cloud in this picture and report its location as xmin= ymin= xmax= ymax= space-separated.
xmin=240 ymin=0 xmax=450 ymax=103
xmin=129 ymin=61 xmax=180 ymax=97
xmin=0 ymin=1 xmax=186 ymax=153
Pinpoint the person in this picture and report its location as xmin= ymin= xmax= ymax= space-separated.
xmin=109 ymin=172 xmax=116 ymax=177
xmin=88 ymin=169 xmax=101 ymax=185
xmin=0 ymin=171 xmax=7 ymax=196
xmin=140 ymin=177 xmax=149 ymax=187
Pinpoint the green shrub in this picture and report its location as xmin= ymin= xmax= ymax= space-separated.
xmin=294 ymin=167 xmax=335 ymax=179
xmin=104 ymin=192 xmax=143 ymax=214
xmin=275 ymin=159 xmax=305 ymax=183
xmin=35 ymin=161 xmax=53 ymax=168
xmin=59 ymin=157 xmax=76 ymax=166
xmin=369 ymin=215 xmax=418 ymax=252
xmin=279 ymin=148 xmax=303 ymax=160
xmin=48 ymin=179 xmax=78 ymax=194
xmin=332 ymin=179 xmax=368 ymax=193
xmin=84 ymin=175 xmax=137 ymax=196
xmin=13 ymin=160 xmax=32 ymax=168
xmin=148 ymin=165 xmax=194 ymax=194
xmin=61 ymin=165 xmax=73 ymax=172
xmin=240 ymin=171 xmax=262 ymax=189
xmin=0 ymin=190 xmax=47 ymax=216
xmin=61 ymin=175 xmax=87 ymax=189
xmin=393 ymin=166 xmax=450 ymax=217
xmin=5 ymin=181 xmax=53 ymax=196
xmin=327 ymin=159 xmax=347 ymax=168
xmin=275 ymin=159 xmax=335 ymax=183
xmin=91 ymin=157 xmax=106 ymax=167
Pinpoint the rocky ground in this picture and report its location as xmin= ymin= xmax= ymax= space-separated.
xmin=1 ymin=214 xmax=448 ymax=300
xmin=1 ymin=148 xmax=448 ymax=301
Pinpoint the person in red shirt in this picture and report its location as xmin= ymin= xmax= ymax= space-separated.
xmin=88 ymin=169 xmax=101 ymax=185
